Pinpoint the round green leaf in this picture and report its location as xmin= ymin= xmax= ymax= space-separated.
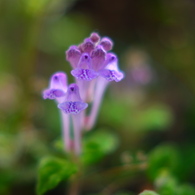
xmin=82 ymin=130 xmax=119 ymax=165
xmin=36 ymin=156 xmax=77 ymax=195
xmin=147 ymin=144 xmax=180 ymax=180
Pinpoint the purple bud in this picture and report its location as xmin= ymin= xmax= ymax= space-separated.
xmin=100 ymin=37 xmax=113 ymax=51
xmin=58 ymin=84 xmax=88 ymax=114
xmin=66 ymin=46 xmax=81 ymax=68
xmin=80 ymin=38 xmax=95 ymax=53
xmin=43 ymin=72 xmax=67 ymax=100
xmin=90 ymin=32 xmax=100 ymax=43
xmin=91 ymin=45 xmax=106 ymax=71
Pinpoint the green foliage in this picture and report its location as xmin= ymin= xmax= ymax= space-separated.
xmin=39 ymin=15 xmax=92 ymax=54
xmin=177 ymin=184 xmax=195 ymax=195
xmin=36 ymin=156 xmax=77 ymax=195
xmin=147 ymin=144 xmax=195 ymax=195
xmin=155 ymin=171 xmax=178 ymax=195
xmin=82 ymin=130 xmax=119 ymax=165
xmin=0 ymin=132 xmax=18 ymax=168
xmin=53 ymin=129 xmax=119 ymax=165
xmin=131 ymin=105 xmax=173 ymax=131
xmin=100 ymin=98 xmax=130 ymax=127
xmin=101 ymin=98 xmax=173 ymax=132
xmin=0 ymin=171 xmax=14 ymax=194
xmin=139 ymin=190 xmax=159 ymax=195
xmin=147 ymin=144 xmax=180 ymax=180
xmin=177 ymin=145 xmax=195 ymax=180
xmin=155 ymin=171 xmax=195 ymax=195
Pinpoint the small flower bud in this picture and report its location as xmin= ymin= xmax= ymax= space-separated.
xmin=66 ymin=46 xmax=81 ymax=68
xmin=90 ymin=32 xmax=100 ymax=43
xmin=80 ymin=38 xmax=95 ymax=53
xmin=91 ymin=45 xmax=106 ymax=71
xmin=100 ymin=37 xmax=113 ymax=51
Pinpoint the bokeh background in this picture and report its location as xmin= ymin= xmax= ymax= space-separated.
xmin=1 ymin=0 xmax=195 ymax=195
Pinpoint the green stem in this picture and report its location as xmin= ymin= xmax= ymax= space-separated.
xmin=67 ymin=153 xmax=83 ymax=195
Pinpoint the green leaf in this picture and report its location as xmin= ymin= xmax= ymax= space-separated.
xmin=155 ymin=170 xmax=178 ymax=195
xmin=155 ymin=170 xmax=195 ymax=195
xmin=82 ymin=130 xmax=119 ymax=165
xmin=36 ymin=156 xmax=77 ymax=195
xmin=139 ymin=190 xmax=160 ymax=195
xmin=147 ymin=144 xmax=180 ymax=180
xmin=53 ymin=138 xmax=64 ymax=152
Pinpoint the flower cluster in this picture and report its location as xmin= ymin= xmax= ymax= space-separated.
xmin=67 ymin=33 xmax=124 ymax=83
xmin=43 ymin=32 xmax=124 ymax=154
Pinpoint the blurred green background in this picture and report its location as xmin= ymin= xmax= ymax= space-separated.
xmin=1 ymin=0 xmax=195 ymax=195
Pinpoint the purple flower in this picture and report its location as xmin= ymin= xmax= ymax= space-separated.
xmin=65 ymin=32 xmax=124 ymax=130
xmin=57 ymin=84 xmax=88 ymax=154
xmin=71 ymin=53 xmax=99 ymax=81
xmin=99 ymin=53 xmax=124 ymax=82
xmin=58 ymin=84 xmax=88 ymax=115
xmin=42 ymin=32 xmax=124 ymax=154
xmin=66 ymin=33 xmax=124 ymax=83
xmin=43 ymin=72 xmax=67 ymax=100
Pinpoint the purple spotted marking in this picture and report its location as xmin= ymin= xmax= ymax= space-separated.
xmin=58 ymin=101 xmax=88 ymax=114
xmin=71 ymin=68 xmax=98 ymax=81
xmin=43 ymin=89 xmax=65 ymax=99
xmin=99 ymin=69 xmax=124 ymax=82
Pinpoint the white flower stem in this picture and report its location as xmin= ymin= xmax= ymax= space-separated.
xmin=85 ymin=77 xmax=109 ymax=130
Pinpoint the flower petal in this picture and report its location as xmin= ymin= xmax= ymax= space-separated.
xmin=99 ymin=69 xmax=124 ymax=82
xmin=71 ymin=68 xmax=98 ymax=81
xmin=58 ymin=101 xmax=88 ymax=114
xmin=43 ymin=89 xmax=65 ymax=99
xmin=91 ymin=45 xmax=106 ymax=71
